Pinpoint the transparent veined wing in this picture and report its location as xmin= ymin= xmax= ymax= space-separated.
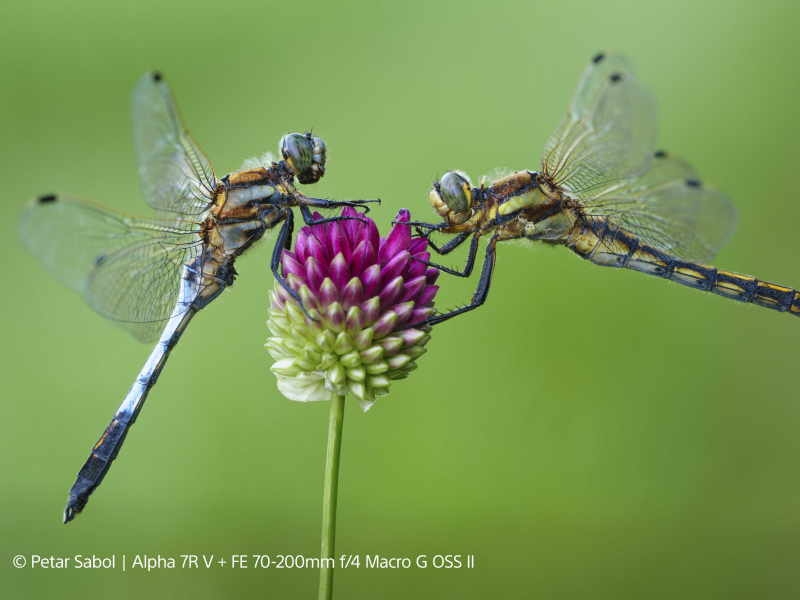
xmin=542 ymin=53 xmax=657 ymax=197
xmin=582 ymin=152 xmax=738 ymax=262
xmin=18 ymin=194 xmax=205 ymax=342
xmin=131 ymin=72 xmax=217 ymax=216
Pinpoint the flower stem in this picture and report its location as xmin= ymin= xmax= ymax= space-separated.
xmin=319 ymin=394 xmax=345 ymax=600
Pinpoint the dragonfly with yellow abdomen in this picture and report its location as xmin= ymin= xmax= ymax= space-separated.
xmin=406 ymin=53 xmax=799 ymax=327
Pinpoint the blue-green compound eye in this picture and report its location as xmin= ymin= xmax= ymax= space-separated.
xmin=311 ymin=137 xmax=326 ymax=165
xmin=280 ymin=133 xmax=314 ymax=174
xmin=440 ymin=171 xmax=471 ymax=212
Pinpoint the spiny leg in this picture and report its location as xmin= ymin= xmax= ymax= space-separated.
xmin=402 ymin=220 xmax=449 ymax=232
xmin=297 ymin=195 xmax=380 ymax=214
xmin=413 ymin=233 xmax=481 ymax=278
xmin=418 ymin=236 xmax=499 ymax=328
xmin=414 ymin=227 xmax=472 ymax=256
xmin=271 ymin=210 xmax=316 ymax=321
xmin=298 ymin=204 xmax=367 ymax=226
xmin=416 ymin=229 xmax=471 ymax=256
xmin=283 ymin=206 xmax=294 ymax=251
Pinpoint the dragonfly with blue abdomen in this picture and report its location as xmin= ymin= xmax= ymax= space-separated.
xmin=407 ymin=53 xmax=800 ymax=327
xmin=18 ymin=71 xmax=377 ymax=523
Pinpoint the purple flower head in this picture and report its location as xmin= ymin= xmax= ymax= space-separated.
xmin=267 ymin=208 xmax=439 ymax=411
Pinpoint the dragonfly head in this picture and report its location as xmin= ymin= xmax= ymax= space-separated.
xmin=430 ymin=170 xmax=473 ymax=225
xmin=280 ymin=132 xmax=327 ymax=185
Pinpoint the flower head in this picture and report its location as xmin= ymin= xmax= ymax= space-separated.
xmin=266 ymin=208 xmax=439 ymax=411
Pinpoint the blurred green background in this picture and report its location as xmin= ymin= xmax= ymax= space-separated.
xmin=3 ymin=1 xmax=800 ymax=598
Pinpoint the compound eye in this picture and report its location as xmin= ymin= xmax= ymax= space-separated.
xmin=311 ymin=136 xmax=327 ymax=166
xmin=439 ymin=171 xmax=471 ymax=212
xmin=280 ymin=133 xmax=314 ymax=174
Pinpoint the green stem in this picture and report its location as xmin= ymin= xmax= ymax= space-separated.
xmin=319 ymin=394 xmax=345 ymax=600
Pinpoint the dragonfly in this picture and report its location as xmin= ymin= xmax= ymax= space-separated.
xmin=407 ymin=53 xmax=800 ymax=327
xmin=18 ymin=72 xmax=377 ymax=523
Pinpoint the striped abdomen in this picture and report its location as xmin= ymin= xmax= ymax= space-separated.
xmin=569 ymin=216 xmax=800 ymax=316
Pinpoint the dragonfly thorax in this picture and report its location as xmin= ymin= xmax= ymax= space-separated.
xmin=219 ymin=166 xmax=297 ymax=217
xmin=534 ymin=172 xmax=563 ymax=201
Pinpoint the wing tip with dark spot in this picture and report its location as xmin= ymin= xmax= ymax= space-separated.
xmin=38 ymin=194 xmax=57 ymax=203
xmin=593 ymin=52 xmax=605 ymax=64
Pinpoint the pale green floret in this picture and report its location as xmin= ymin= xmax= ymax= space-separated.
xmin=266 ymin=279 xmax=431 ymax=412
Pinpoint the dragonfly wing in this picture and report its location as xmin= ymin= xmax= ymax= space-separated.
xmin=542 ymin=53 xmax=657 ymax=197
xmin=582 ymin=152 xmax=738 ymax=262
xmin=18 ymin=194 xmax=205 ymax=342
xmin=131 ymin=72 xmax=217 ymax=216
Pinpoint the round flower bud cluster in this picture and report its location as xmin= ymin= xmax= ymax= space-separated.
xmin=267 ymin=208 xmax=439 ymax=411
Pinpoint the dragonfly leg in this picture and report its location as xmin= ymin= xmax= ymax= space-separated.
xmin=417 ymin=229 xmax=471 ymax=255
xmin=283 ymin=205 xmax=294 ymax=251
xmin=413 ymin=236 xmax=499 ymax=328
xmin=412 ymin=234 xmax=480 ymax=277
xmin=271 ymin=211 xmax=317 ymax=321
xmin=297 ymin=194 xmax=380 ymax=214
xmin=298 ymin=204 xmax=367 ymax=226
xmin=398 ymin=220 xmax=445 ymax=231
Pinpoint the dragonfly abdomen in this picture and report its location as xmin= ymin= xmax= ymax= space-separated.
xmin=63 ymin=269 xmax=200 ymax=523
xmin=570 ymin=216 xmax=800 ymax=316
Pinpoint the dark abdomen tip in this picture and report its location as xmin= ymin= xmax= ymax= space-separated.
xmin=63 ymin=496 xmax=86 ymax=524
